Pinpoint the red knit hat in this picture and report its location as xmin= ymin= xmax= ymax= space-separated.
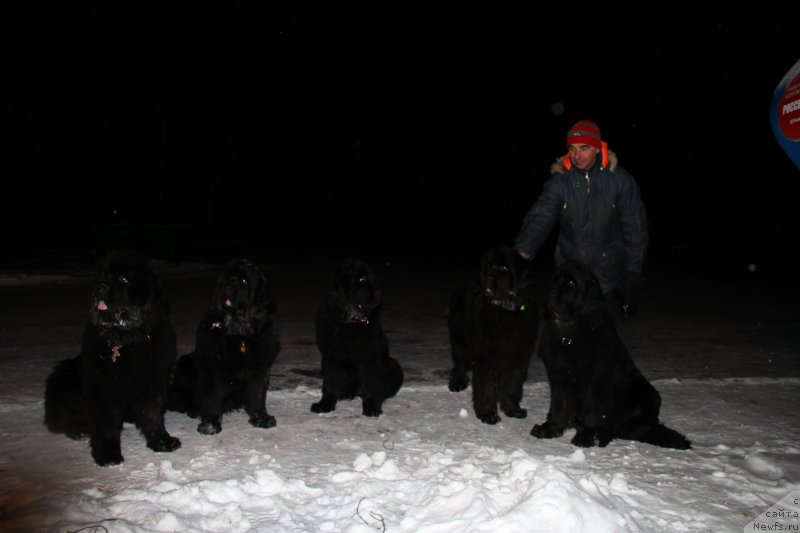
xmin=566 ymin=120 xmax=602 ymax=149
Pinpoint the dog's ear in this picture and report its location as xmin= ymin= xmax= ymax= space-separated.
xmin=479 ymin=247 xmax=499 ymax=288
xmin=142 ymin=262 xmax=163 ymax=309
xmin=332 ymin=260 xmax=355 ymax=290
xmin=212 ymin=269 xmax=228 ymax=309
xmin=254 ymin=273 xmax=277 ymax=314
xmin=361 ymin=264 xmax=376 ymax=285
xmin=480 ymin=250 xmax=492 ymax=276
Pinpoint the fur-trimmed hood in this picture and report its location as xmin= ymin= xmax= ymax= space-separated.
xmin=550 ymin=150 xmax=618 ymax=175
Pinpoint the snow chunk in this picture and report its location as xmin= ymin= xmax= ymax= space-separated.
xmin=745 ymin=453 xmax=784 ymax=480
xmin=353 ymin=453 xmax=372 ymax=472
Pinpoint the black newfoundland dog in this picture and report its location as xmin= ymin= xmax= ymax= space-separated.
xmin=532 ymin=261 xmax=691 ymax=449
xmin=168 ymin=259 xmax=280 ymax=435
xmin=447 ymin=245 xmax=539 ymax=424
xmin=310 ymin=259 xmax=403 ymax=417
xmin=44 ymin=251 xmax=181 ymax=466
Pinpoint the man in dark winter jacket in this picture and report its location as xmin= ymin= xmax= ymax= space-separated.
xmin=514 ymin=119 xmax=649 ymax=319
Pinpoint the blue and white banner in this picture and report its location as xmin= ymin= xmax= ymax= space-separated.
xmin=770 ymin=57 xmax=800 ymax=169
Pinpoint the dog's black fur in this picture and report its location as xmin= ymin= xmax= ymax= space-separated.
xmin=168 ymin=259 xmax=280 ymax=435
xmin=531 ymin=261 xmax=691 ymax=449
xmin=448 ymin=245 xmax=539 ymax=424
xmin=44 ymin=251 xmax=181 ymax=466
xmin=310 ymin=259 xmax=403 ymax=417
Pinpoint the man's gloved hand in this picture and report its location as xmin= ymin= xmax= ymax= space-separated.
xmin=622 ymin=271 xmax=643 ymax=317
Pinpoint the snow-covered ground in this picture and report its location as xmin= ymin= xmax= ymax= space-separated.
xmin=1 ymin=246 xmax=798 ymax=532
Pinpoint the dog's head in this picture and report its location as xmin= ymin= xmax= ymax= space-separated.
xmin=480 ymin=245 xmax=533 ymax=311
xmin=89 ymin=251 xmax=163 ymax=343
xmin=547 ymin=261 xmax=605 ymax=332
xmin=327 ymin=259 xmax=382 ymax=325
xmin=212 ymin=258 xmax=275 ymax=333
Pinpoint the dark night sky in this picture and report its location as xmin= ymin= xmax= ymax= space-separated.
xmin=4 ymin=4 xmax=799 ymax=259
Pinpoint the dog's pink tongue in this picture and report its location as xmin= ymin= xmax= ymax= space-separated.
xmin=97 ymin=300 xmax=108 ymax=311
xmin=225 ymin=298 xmax=233 ymax=308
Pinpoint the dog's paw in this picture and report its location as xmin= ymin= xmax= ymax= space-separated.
xmin=250 ymin=413 xmax=276 ymax=429
xmin=65 ymin=430 xmax=89 ymax=441
xmin=531 ymin=422 xmax=562 ymax=439
xmin=448 ymin=372 xmax=469 ymax=392
xmin=571 ymin=430 xmax=598 ymax=448
xmin=596 ymin=430 xmax=613 ymax=447
xmin=502 ymin=405 xmax=528 ymax=419
xmin=149 ymin=435 xmax=182 ymax=453
xmin=198 ymin=420 xmax=222 ymax=435
xmin=478 ymin=412 xmax=501 ymax=425
xmin=362 ymin=398 xmax=383 ymax=417
xmin=91 ymin=441 xmax=124 ymax=466
xmin=311 ymin=400 xmax=336 ymax=413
